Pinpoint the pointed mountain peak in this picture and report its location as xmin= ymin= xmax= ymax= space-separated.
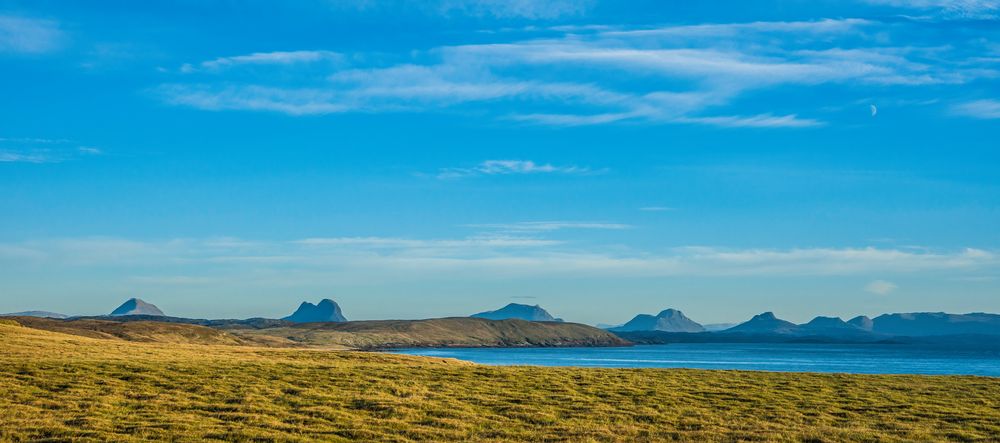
xmin=656 ymin=308 xmax=682 ymax=317
xmin=283 ymin=299 xmax=347 ymax=323
xmin=109 ymin=298 xmax=164 ymax=317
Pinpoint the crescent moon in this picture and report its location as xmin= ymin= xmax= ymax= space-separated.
xmin=870 ymin=104 xmax=878 ymax=117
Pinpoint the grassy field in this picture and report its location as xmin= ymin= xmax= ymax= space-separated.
xmin=1 ymin=319 xmax=998 ymax=442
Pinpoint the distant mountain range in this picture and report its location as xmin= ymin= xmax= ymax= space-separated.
xmin=283 ymin=299 xmax=347 ymax=323
xmin=471 ymin=303 xmax=563 ymax=322
xmin=5 ymin=299 xmax=1000 ymax=343
xmin=0 ymin=311 xmax=67 ymax=319
xmin=611 ymin=308 xmax=1000 ymax=344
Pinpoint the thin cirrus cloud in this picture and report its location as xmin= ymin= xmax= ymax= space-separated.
xmin=950 ymin=99 xmax=1000 ymax=119
xmin=154 ymin=17 xmax=996 ymax=128
xmin=329 ymin=0 xmax=595 ymax=19
xmin=463 ymin=221 xmax=633 ymax=232
xmin=0 ymin=238 xmax=995 ymax=282
xmin=0 ymin=138 xmax=103 ymax=164
xmin=0 ymin=15 xmax=62 ymax=54
xmin=862 ymin=0 xmax=999 ymax=19
xmin=0 ymin=151 xmax=53 ymax=163
xmin=436 ymin=160 xmax=595 ymax=178
xmin=180 ymin=50 xmax=342 ymax=73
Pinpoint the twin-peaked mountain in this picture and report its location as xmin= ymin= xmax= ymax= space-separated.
xmin=471 ymin=303 xmax=563 ymax=322
xmin=283 ymin=299 xmax=348 ymax=323
xmin=611 ymin=309 xmax=704 ymax=333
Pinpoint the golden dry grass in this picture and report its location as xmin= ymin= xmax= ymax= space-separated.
xmin=1 ymin=320 xmax=998 ymax=442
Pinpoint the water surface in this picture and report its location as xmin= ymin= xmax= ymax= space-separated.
xmin=393 ymin=343 xmax=1000 ymax=376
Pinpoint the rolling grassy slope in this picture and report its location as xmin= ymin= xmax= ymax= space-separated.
xmin=9 ymin=316 xmax=264 ymax=346
xmin=1 ymin=319 xmax=998 ymax=442
xmin=12 ymin=316 xmax=627 ymax=349
xmin=228 ymin=317 xmax=629 ymax=349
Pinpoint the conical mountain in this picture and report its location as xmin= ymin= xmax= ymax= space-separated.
xmin=725 ymin=312 xmax=799 ymax=334
xmin=282 ymin=299 xmax=347 ymax=323
xmin=612 ymin=308 xmax=705 ymax=332
xmin=471 ymin=303 xmax=562 ymax=322
xmin=109 ymin=298 xmax=164 ymax=317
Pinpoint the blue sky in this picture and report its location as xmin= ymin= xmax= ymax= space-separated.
xmin=1 ymin=0 xmax=999 ymax=325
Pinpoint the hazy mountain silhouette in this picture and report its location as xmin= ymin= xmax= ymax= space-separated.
xmin=871 ymin=312 xmax=1000 ymax=336
xmin=283 ymin=299 xmax=347 ymax=323
xmin=703 ymin=323 xmax=737 ymax=332
xmin=724 ymin=312 xmax=799 ymax=334
xmin=798 ymin=316 xmax=872 ymax=337
xmin=1 ymin=311 xmax=68 ymax=319
xmin=847 ymin=315 xmax=874 ymax=331
xmin=611 ymin=309 xmax=705 ymax=332
xmin=471 ymin=303 xmax=562 ymax=322
xmin=110 ymin=298 xmax=164 ymax=316
xmin=615 ymin=311 xmax=1000 ymax=345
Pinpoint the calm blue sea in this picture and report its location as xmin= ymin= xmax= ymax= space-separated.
xmin=393 ymin=343 xmax=1000 ymax=376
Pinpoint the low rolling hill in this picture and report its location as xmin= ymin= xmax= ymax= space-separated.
xmin=9 ymin=316 xmax=260 ymax=346
xmin=228 ymin=317 xmax=628 ymax=349
xmin=10 ymin=316 xmax=627 ymax=350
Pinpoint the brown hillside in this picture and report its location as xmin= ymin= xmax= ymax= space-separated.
xmin=230 ymin=317 xmax=630 ymax=349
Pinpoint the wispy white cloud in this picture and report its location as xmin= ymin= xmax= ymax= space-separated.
xmin=158 ymin=17 xmax=996 ymax=127
xmin=0 ymin=151 xmax=56 ymax=163
xmin=0 ymin=15 xmax=62 ymax=54
xmin=437 ymin=159 xmax=595 ymax=178
xmin=601 ymin=18 xmax=873 ymax=39
xmin=294 ymin=236 xmax=560 ymax=248
xmin=639 ymin=206 xmax=675 ymax=212
xmin=182 ymin=50 xmax=342 ymax=73
xmin=0 ymin=137 xmax=71 ymax=144
xmin=0 ymin=238 xmax=995 ymax=280
xmin=464 ymin=221 xmax=632 ymax=232
xmin=676 ymin=113 xmax=824 ymax=128
xmin=865 ymin=279 xmax=898 ymax=295
xmin=0 ymin=137 xmax=104 ymax=164
xmin=330 ymin=0 xmax=594 ymax=19
xmin=157 ymin=84 xmax=350 ymax=115
xmin=864 ymin=0 xmax=1000 ymax=19
xmin=950 ymin=99 xmax=1000 ymax=119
